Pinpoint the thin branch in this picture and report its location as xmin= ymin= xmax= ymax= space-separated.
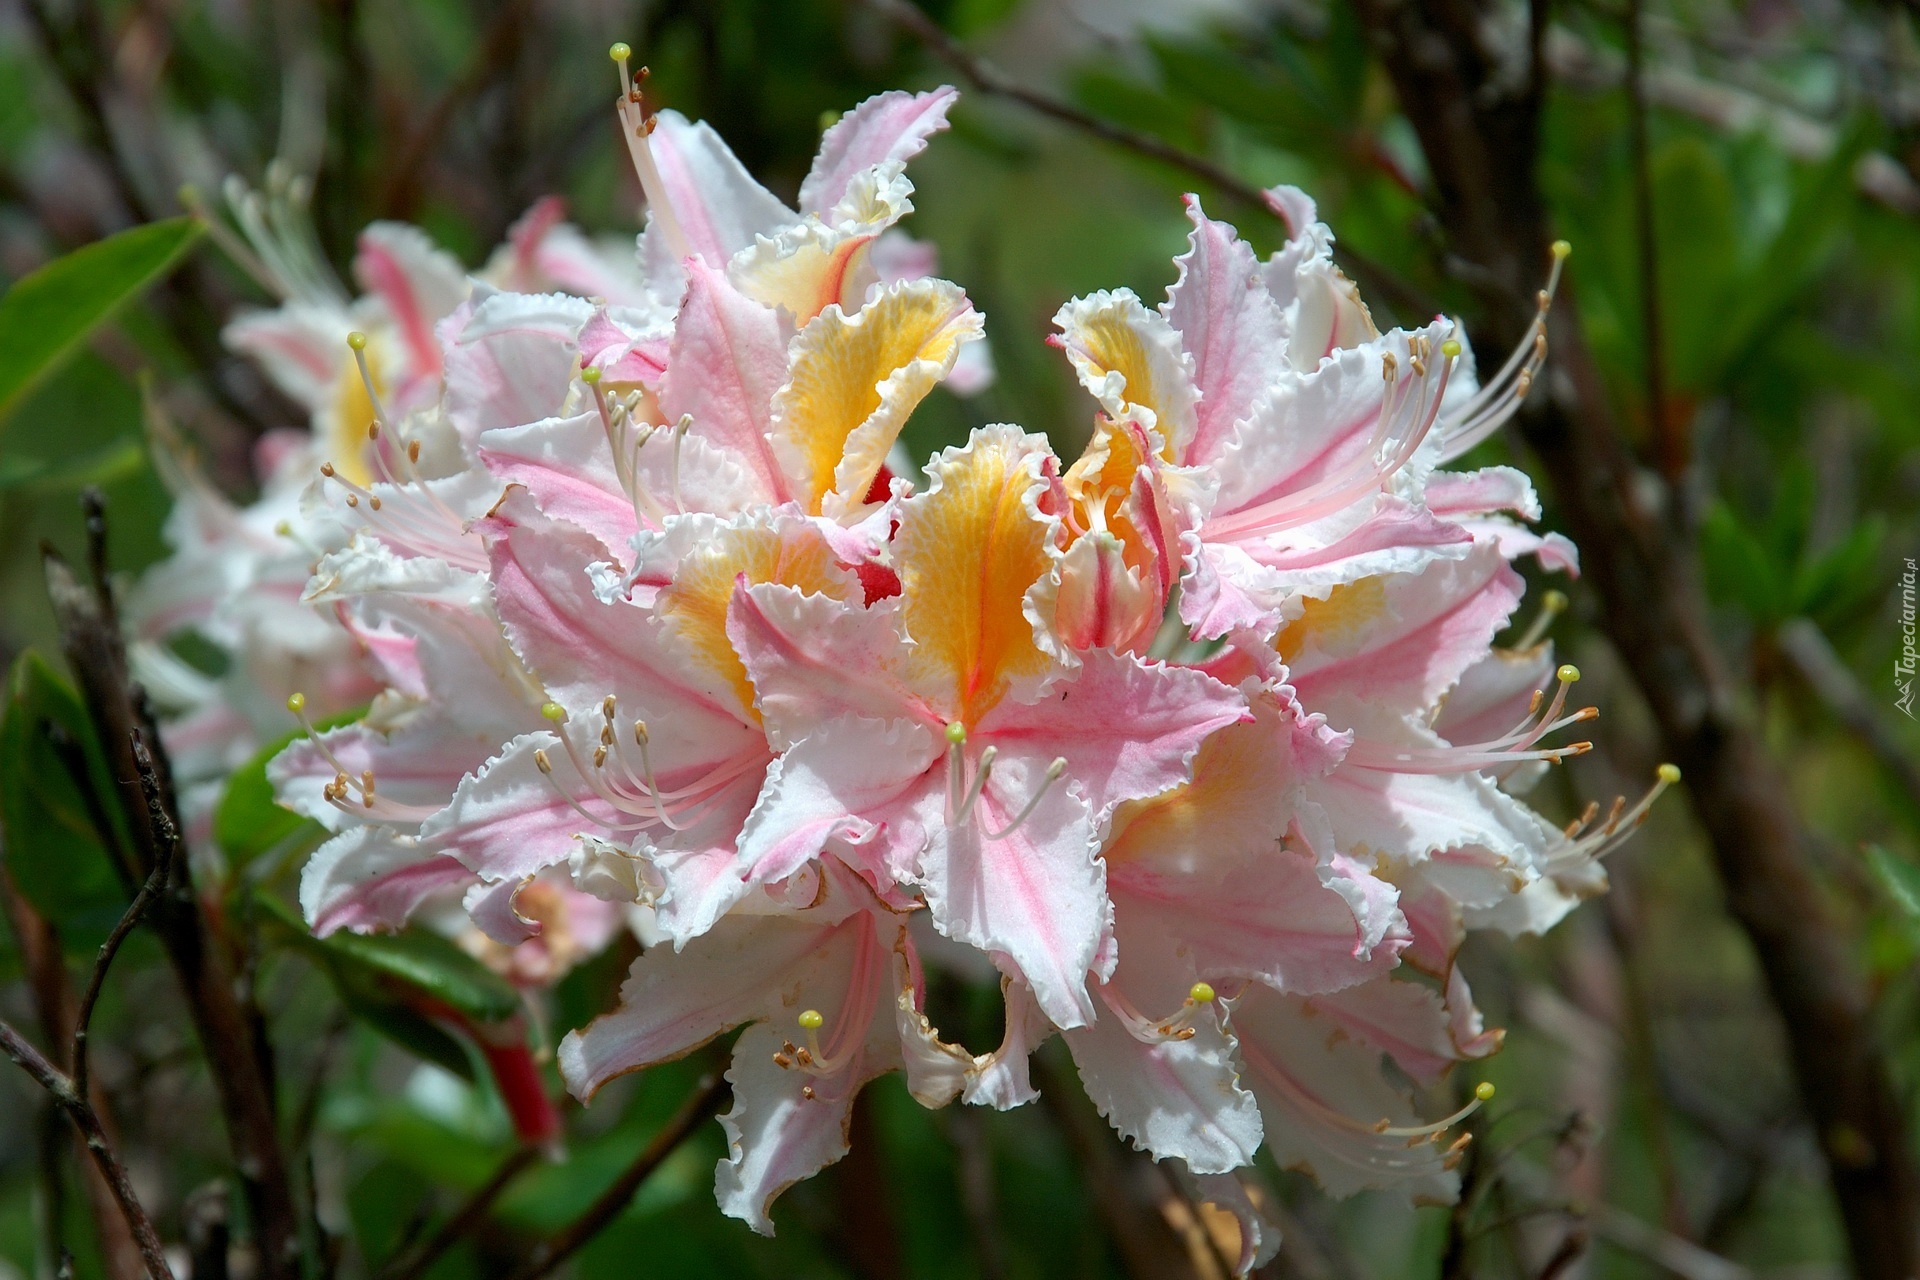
xmin=503 ymin=1073 xmax=729 ymax=1280
xmin=72 ymin=750 xmax=176 ymax=1104
xmin=1348 ymin=3 xmax=1920 ymax=1274
xmin=1776 ymin=617 xmax=1920 ymax=824
xmin=862 ymin=0 xmax=1434 ymax=320
xmin=44 ymin=494 xmax=302 ymax=1280
xmin=379 ymin=1144 xmax=543 ymax=1280
xmin=1624 ymin=0 xmax=1680 ymax=480
xmin=0 ymin=1020 xmax=174 ymax=1280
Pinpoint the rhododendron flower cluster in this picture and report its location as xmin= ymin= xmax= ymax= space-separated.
xmin=142 ymin=52 xmax=1675 ymax=1271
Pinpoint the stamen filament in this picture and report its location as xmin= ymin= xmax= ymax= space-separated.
xmin=610 ymin=45 xmax=693 ymax=263
xmin=985 ymin=758 xmax=1068 ymax=840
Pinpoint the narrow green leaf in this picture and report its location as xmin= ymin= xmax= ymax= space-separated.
xmin=0 ymin=652 xmax=130 ymax=933
xmin=255 ymin=893 xmax=523 ymax=1077
xmin=1868 ymin=845 xmax=1920 ymax=919
xmin=0 ymin=217 xmax=204 ymax=422
xmin=0 ymin=438 xmax=146 ymax=492
xmin=1699 ymin=502 xmax=1781 ymax=622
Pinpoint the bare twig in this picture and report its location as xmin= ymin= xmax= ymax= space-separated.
xmin=71 ymin=764 xmax=175 ymax=1104
xmin=0 ymin=1020 xmax=174 ymax=1280
xmin=862 ymin=0 xmax=1434 ymax=321
xmin=503 ymin=1073 xmax=729 ymax=1280
xmin=1348 ymin=2 xmax=1920 ymax=1274
xmin=44 ymin=494 xmax=302 ymax=1280
xmin=2 ymin=865 xmax=147 ymax=1280
xmin=379 ymin=1144 xmax=543 ymax=1280
xmin=1624 ymin=0 xmax=1680 ymax=480
xmin=377 ymin=0 xmax=536 ymax=218
xmin=1033 ymin=1052 xmax=1211 ymax=1280
xmin=1776 ymin=617 xmax=1920 ymax=824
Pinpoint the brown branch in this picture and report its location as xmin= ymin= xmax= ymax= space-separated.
xmin=503 ymin=1072 xmax=728 ymax=1280
xmin=44 ymin=492 xmax=303 ymax=1280
xmin=1775 ymin=618 xmax=1920 ymax=824
xmin=1347 ymin=2 xmax=1920 ymax=1275
xmin=0 ymin=1020 xmax=174 ymax=1280
xmin=376 ymin=0 xmax=536 ymax=219
xmin=71 ymin=775 xmax=175 ymax=1105
xmin=1032 ymin=1053 xmax=1212 ymax=1280
xmin=862 ymin=0 xmax=1434 ymax=322
xmin=1622 ymin=0 xmax=1680 ymax=481
xmin=379 ymin=1144 xmax=542 ymax=1280
xmin=1 ymin=866 xmax=147 ymax=1280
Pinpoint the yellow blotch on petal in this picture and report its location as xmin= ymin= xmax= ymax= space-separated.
xmin=1104 ymin=713 xmax=1277 ymax=871
xmin=656 ymin=521 xmax=856 ymax=720
xmin=895 ymin=426 xmax=1060 ymax=724
xmin=771 ymin=278 xmax=983 ymax=516
xmin=1273 ymin=577 xmax=1388 ymax=666
xmin=326 ymin=339 xmax=386 ymax=486
xmin=731 ymin=230 xmax=875 ymax=327
xmin=1054 ymin=291 xmax=1195 ymax=460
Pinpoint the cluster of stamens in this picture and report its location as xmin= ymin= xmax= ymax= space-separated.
xmin=285 ymin=692 xmax=439 ymax=823
xmin=180 ymin=162 xmax=344 ymax=307
xmin=527 ymin=696 xmax=761 ymax=838
xmin=1208 ymin=333 xmax=1462 ymax=541
xmin=942 ymin=723 xmax=1068 ymax=838
xmin=1563 ymin=762 xmax=1681 ymax=859
xmin=581 ymin=366 xmax=690 ymax=527
xmin=1345 ymin=664 xmax=1597 ymax=775
xmin=1103 ymin=981 xmax=1223 ymax=1045
xmin=1241 ymin=1032 xmax=1498 ymax=1175
xmin=1435 ymin=241 xmax=1571 ymax=462
xmin=312 ymin=333 xmax=485 ymax=570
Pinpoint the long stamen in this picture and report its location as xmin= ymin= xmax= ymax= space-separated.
xmin=1566 ymin=763 xmax=1680 ymax=859
xmin=610 ymin=44 xmax=693 ymax=263
xmin=952 ymin=746 xmax=997 ymax=826
xmin=1240 ymin=1036 xmax=1494 ymax=1174
xmin=1436 ymin=241 xmax=1570 ymax=462
xmin=668 ymin=413 xmax=689 ymax=515
xmin=630 ymin=720 xmax=688 ymax=831
xmin=1104 ymin=982 xmax=1220 ymax=1044
xmin=985 ymin=758 xmax=1068 ymax=839
xmin=285 ymin=693 xmax=438 ymax=822
xmin=944 ymin=722 xmax=968 ymax=821
xmin=1373 ymin=1082 xmax=1496 ymax=1139
xmin=1514 ymin=588 xmax=1569 ymax=651
xmin=1351 ymin=664 xmax=1596 ymax=774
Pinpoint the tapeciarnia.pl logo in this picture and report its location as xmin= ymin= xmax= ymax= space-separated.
xmin=1899 ymin=557 xmax=1917 ymax=719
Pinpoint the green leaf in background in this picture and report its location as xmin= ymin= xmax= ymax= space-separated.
xmin=214 ymin=708 xmax=363 ymax=869
xmin=1793 ymin=515 xmax=1886 ymax=627
xmin=1700 ymin=500 xmax=1781 ymax=623
xmin=1867 ymin=845 xmax=1920 ymax=919
xmin=0 ymin=438 xmax=145 ymax=492
xmin=0 ymin=216 xmax=203 ymax=423
xmin=0 ymin=651 xmax=130 ymax=934
xmin=256 ymin=893 xmax=523 ymax=1079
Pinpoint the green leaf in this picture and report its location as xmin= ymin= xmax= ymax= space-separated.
xmin=0 ymin=438 xmax=146 ymax=492
xmin=0 ymin=217 xmax=204 ymax=423
xmin=1699 ymin=501 xmax=1780 ymax=622
xmin=0 ymin=653 xmax=131 ymax=935
xmin=1867 ymin=845 xmax=1920 ymax=919
xmin=1793 ymin=516 xmax=1886 ymax=626
xmin=1651 ymin=138 xmax=1740 ymax=395
xmin=212 ymin=708 xmax=361 ymax=869
xmin=256 ymin=893 xmax=522 ymax=1079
